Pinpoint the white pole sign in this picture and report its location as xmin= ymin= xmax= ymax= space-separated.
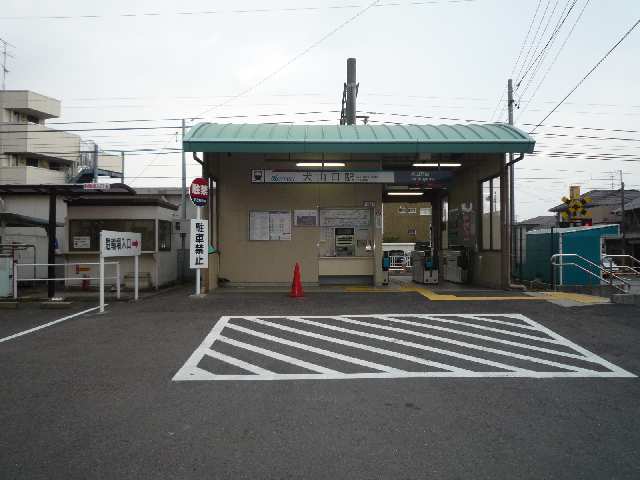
xmin=190 ymin=218 xmax=209 ymax=269
xmin=99 ymin=230 xmax=141 ymax=313
xmin=100 ymin=230 xmax=141 ymax=257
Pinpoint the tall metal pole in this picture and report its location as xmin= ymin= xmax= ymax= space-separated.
xmin=47 ymin=189 xmax=56 ymax=299
xmin=346 ymin=58 xmax=357 ymax=125
xmin=507 ymin=78 xmax=515 ymax=282
xmin=92 ymin=142 xmax=98 ymax=183
xmin=195 ymin=207 xmax=201 ymax=295
xmin=120 ymin=151 xmax=125 ymax=183
xmin=180 ymin=119 xmax=187 ymax=282
xmin=620 ymin=169 xmax=626 ymax=253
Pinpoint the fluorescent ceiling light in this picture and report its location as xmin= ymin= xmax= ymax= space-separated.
xmin=296 ymin=162 xmax=346 ymax=167
xmin=387 ymin=192 xmax=424 ymax=196
xmin=412 ymin=162 xmax=461 ymax=167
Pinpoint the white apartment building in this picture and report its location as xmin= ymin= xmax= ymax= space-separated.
xmin=0 ymin=90 xmax=81 ymax=184
xmin=0 ymin=90 xmax=122 ymax=282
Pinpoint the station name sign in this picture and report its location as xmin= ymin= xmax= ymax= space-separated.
xmin=251 ymin=169 xmax=452 ymax=187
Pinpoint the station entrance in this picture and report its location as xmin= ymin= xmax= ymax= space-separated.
xmin=182 ymin=122 xmax=534 ymax=291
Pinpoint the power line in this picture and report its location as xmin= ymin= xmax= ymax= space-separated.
xmin=195 ymin=0 xmax=381 ymax=119
xmin=529 ymin=17 xmax=640 ymax=134
xmin=516 ymin=0 xmax=575 ymax=93
xmin=0 ymin=1 xmax=477 ymax=21
xmin=517 ymin=0 xmax=590 ymax=119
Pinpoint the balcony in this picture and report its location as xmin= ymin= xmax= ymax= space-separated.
xmin=0 ymin=123 xmax=81 ymax=163
xmin=0 ymin=90 xmax=60 ymax=119
xmin=0 ymin=166 xmax=67 ymax=185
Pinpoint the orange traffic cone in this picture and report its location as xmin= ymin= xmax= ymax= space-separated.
xmin=290 ymin=262 xmax=304 ymax=298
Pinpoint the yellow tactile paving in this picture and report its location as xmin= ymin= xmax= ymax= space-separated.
xmin=536 ymin=291 xmax=610 ymax=304
xmin=344 ymin=285 xmax=609 ymax=304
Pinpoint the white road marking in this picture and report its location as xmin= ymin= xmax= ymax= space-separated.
xmin=218 ymin=335 xmax=340 ymax=374
xmin=377 ymin=314 xmax=561 ymax=343
xmin=302 ymin=315 xmax=592 ymax=373
xmin=225 ymin=323 xmax=406 ymax=373
xmin=204 ymin=349 xmax=273 ymax=375
xmin=374 ymin=315 xmax=589 ymax=360
xmin=173 ymin=314 xmax=636 ymax=381
xmin=0 ymin=305 xmax=104 ymax=344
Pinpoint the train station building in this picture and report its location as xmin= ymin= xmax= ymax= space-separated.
xmin=182 ymin=123 xmax=535 ymax=290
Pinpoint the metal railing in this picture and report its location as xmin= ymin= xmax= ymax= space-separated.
xmin=13 ymin=262 xmax=120 ymax=299
xmin=388 ymin=255 xmax=410 ymax=273
xmin=550 ymin=254 xmax=630 ymax=293
xmin=601 ymin=255 xmax=640 ymax=278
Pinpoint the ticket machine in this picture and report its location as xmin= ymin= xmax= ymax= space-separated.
xmin=335 ymin=227 xmax=355 ymax=256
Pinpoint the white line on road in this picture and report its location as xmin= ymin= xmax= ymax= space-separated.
xmin=0 ymin=305 xmax=104 ymax=344
xmin=225 ymin=323 xmax=406 ymax=373
xmin=173 ymin=314 xmax=636 ymax=381
xmin=204 ymin=348 xmax=273 ymax=375
xmin=219 ymin=335 xmax=341 ymax=374
xmin=249 ymin=317 xmax=527 ymax=372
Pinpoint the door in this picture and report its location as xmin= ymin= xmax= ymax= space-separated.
xmin=0 ymin=255 xmax=13 ymax=298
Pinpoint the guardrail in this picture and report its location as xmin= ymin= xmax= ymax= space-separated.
xmin=601 ymin=254 xmax=640 ymax=278
xmin=551 ymin=254 xmax=630 ymax=293
xmin=12 ymin=262 xmax=120 ymax=300
xmin=389 ymin=255 xmax=410 ymax=273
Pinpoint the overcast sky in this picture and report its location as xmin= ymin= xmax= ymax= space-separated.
xmin=1 ymin=0 xmax=639 ymax=219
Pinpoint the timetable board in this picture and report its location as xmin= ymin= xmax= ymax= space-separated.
xmin=249 ymin=210 xmax=292 ymax=241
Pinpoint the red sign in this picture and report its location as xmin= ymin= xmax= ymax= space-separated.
xmin=190 ymin=177 xmax=209 ymax=207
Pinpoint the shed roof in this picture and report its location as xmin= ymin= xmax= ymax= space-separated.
xmin=549 ymin=189 xmax=640 ymax=212
xmin=183 ymin=123 xmax=535 ymax=154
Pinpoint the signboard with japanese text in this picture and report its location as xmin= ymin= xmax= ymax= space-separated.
xmin=100 ymin=230 xmax=141 ymax=257
xmin=251 ymin=169 xmax=395 ymax=184
xmin=250 ymin=169 xmax=452 ymax=186
xmin=83 ymin=183 xmax=111 ymax=191
xmin=73 ymin=236 xmax=91 ymax=249
xmin=190 ymin=219 xmax=209 ymax=268
xmin=190 ymin=177 xmax=209 ymax=207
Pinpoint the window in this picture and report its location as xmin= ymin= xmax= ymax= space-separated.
xmin=69 ymin=219 xmax=155 ymax=251
xmin=26 ymin=158 xmax=39 ymax=168
xmin=158 ymin=220 xmax=172 ymax=251
xmin=481 ymin=176 xmax=501 ymax=250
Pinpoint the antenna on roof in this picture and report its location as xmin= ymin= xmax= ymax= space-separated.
xmin=0 ymin=37 xmax=16 ymax=90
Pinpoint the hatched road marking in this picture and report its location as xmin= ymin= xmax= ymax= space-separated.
xmin=173 ymin=313 xmax=635 ymax=381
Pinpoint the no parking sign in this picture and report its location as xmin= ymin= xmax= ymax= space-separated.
xmin=190 ymin=177 xmax=209 ymax=207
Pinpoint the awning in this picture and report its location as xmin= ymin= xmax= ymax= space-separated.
xmin=183 ymin=123 xmax=535 ymax=154
xmin=0 ymin=212 xmax=63 ymax=228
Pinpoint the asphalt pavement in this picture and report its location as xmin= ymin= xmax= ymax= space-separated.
xmin=1 ymin=287 xmax=639 ymax=479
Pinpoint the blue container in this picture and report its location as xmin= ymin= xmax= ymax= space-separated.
xmin=523 ymin=224 xmax=619 ymax=286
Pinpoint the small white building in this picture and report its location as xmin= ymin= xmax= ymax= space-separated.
xmin=64 ymin=195 xmax=180 ymax=289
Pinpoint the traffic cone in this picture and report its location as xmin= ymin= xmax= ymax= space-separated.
xmin=289 ymin=262 xmax=304 ymax=298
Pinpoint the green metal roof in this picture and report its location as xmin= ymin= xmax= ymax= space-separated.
xmin=183 ymin=123 xmax=535 ymax=154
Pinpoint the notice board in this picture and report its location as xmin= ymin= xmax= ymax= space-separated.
xmin=319 ymin=208 xmax=370 ymax=228
xmin=249 ymin=210 xmax=291 ymax=241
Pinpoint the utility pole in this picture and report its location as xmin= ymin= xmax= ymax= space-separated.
xmin=180 ymin=119 xmax=187 ymax=282
xmin=507 ymin=78 xmax=515 ymax=285
xmin=92 ymin=142 xmax=98 ymax=183
xmin=120 ymin=151 xmax=125 ymax=184
xmin=620 ymin=169 xmax=626 ymax=254
xmin=346 ymin=58 xmax=357 ymax=125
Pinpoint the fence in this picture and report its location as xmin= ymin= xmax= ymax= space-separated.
xmin=388 ymin=255 xmax=411 ymax=273
xmin=13 ymin=262 xmax=120 ymax=300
